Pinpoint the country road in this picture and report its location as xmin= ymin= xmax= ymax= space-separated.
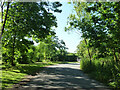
xmin=10 ymin=63 xmax=110 ymax=90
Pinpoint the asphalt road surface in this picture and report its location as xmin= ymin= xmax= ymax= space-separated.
xmin=10 ymin=63 xmax=110 ymax=90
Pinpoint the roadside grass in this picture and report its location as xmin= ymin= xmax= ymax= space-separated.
xmin=2 ymin=61 xmax=76 ymax=89
xmin=2 ymin=70 xmax=26 ymax=89
xmin=80 ymin=57 xmax=120 ymax=88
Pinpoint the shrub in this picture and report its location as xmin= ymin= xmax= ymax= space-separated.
xmin=80 ymin=57 xmax=120 ymax=88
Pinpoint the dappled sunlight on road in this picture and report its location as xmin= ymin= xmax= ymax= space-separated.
xmin=11 ymin=63 xmax=110 ymax=90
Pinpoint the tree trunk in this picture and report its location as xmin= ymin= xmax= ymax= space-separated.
xmin=84 ymin=38 xmax=92 ymax=64
xmin=0 ymin=2 xmax=10 ymax=41
xmin=113 ymin=48 xmax=118 ymax=63
xmin=11 ymin=31 xmax=16 ymax=66
xmin=44 ymin=47 xmax=46 ymax=60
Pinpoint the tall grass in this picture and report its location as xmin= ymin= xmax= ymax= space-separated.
xmin=80 ymin=57 xmax=120 ymax=88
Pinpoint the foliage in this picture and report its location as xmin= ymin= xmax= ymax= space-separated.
xmin=2 ymin=2 xmax=62 ymax=66
xmin=66 ymin=1 xmax=120 ymax=88
xmin=80 ymin=57 xmax=120 ymax=88
xmin=35 ymin=35 xmax=68 ymax=62
xmin=66 ymin=53 xmax=77 ymax=62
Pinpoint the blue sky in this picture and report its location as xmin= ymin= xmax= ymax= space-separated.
xmin=53 ymin=2 xmax=82 ymax=53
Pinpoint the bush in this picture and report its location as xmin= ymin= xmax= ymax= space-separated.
xmin=66 ymin=53 xmax=77 ymax=62
xmin=80 ymin=57 xmax=120 ymax=88
xmin=80 ymin=58 xmax=96 ymax=73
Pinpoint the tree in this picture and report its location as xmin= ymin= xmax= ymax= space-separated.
xmin=0 ymin=2 xmax=10 ymax=41
xmin=85 ymin=2 xmax=120 ymax=62
xmin=65 ymin=2 xmax=93 ymax=63
xmin=2 ymin=1 xmax=62 ymax=66
xmin=36 ymin=35 xmax=68 ymax=62
xmin=66 ymin=2 xmax=120 ymax=63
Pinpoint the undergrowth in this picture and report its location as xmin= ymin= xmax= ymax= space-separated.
xmin=80 ymin=57 xmax=120 ymax=88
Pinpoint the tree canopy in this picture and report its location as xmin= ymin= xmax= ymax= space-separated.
xmin=65 ymin=1 xmax=120 ymax=88
xmin=2 ymin=1 xmax=63 ymax=66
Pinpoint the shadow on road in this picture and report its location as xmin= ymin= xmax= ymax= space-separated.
xmin=10 ymin=63 xmax=111 ymax=90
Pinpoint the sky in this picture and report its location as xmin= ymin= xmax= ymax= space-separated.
xmin=53 ymin=2 xmax=82 ymax=53
xmin=0 ymin=1 xmax=82 ymax=53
